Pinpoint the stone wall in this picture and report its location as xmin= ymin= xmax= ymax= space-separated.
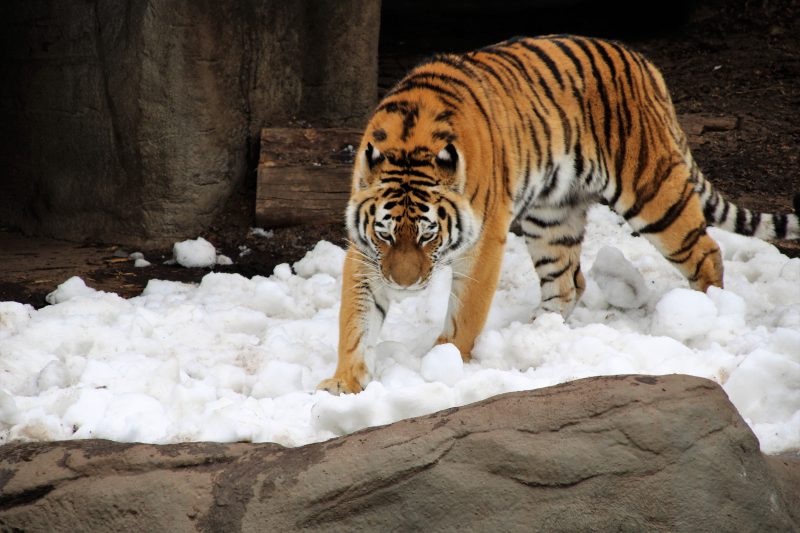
xmin=0 ymin=0 xmax=380 ymax=246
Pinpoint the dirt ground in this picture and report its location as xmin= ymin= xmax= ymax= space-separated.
xmin=1 ymin=0 xmax=798 ymax=308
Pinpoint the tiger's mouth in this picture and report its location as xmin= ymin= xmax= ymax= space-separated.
xmin=381 ymin=275 xmax=429 ymax=293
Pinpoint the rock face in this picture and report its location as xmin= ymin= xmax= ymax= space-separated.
xmin=0 ymin=1 xmax=380 ymax=246
xmin=1 ymin=375 xmax=798 ymax=532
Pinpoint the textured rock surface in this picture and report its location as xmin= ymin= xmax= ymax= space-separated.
xmin=0 ymin=0 xmax=380 ymax=246
xmin=1 ymin=375 xmax=798 ymax=532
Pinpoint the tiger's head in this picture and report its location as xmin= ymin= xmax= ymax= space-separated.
xmin=345 ymin=99 xmax=479 ymax=291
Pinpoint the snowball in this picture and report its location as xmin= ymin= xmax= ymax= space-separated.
xmin=589 ymin=246 xmax=649 ymax=309
xmin=420 ymin=343 xmax=464 ymax=385
xmin=216 ymin=254 xmax=233 ymax=266
xmin=172 ymin=237 xmax=217 ymax=268
xmin=652 ymin=288 xmax=718 ymax=342
xmin=134 ymin=258 xmax=151 ymax=268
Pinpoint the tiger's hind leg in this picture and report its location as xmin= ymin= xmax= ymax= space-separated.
xmin=521 ymin=204 xmax=588 ymax=318
xmin=613 ymin=163 xmax=724 ymax=292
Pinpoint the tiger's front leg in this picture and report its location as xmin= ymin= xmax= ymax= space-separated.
xmin=317 ymin=247 xmax=388 ymax=395
xmin=436 ymin=225 xmax=507 ymax=361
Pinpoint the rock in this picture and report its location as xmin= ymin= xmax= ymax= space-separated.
xmin=0 ymin=375 xmax=798 ymax=532
xmin=0 ymin=1 xmax=380 ymax=246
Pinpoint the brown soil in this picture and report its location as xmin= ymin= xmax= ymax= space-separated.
xmin=1 ymin=0 xmax=798 ymax=308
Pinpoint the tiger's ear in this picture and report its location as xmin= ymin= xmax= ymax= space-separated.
xmin=435 ymin=143 xmax=466 ymax=192
xmin=354 ymin=143 xmax=383 ymax=190
xmin=366 ymin=143 xmax=384 ymax=169
xmin=435 ymin=143 xmax=458 ymax=172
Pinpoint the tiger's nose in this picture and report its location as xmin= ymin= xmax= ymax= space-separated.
xmin=388 ymin=255 xmax=423 ymax=286
xmin=384 ymin=243 xmax=425 ymax=287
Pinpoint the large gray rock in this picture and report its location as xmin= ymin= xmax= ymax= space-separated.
xmin=1 ymin=375 xmax=798 ymax=532
xmin=0 ymin=1 xmax=380 ymax=246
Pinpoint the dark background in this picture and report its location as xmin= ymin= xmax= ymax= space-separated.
xmin=2 ymin=0 xmax=799 ymax=306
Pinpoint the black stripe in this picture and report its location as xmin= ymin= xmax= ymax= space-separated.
xmin=409 ymin=178 xmax=438 ymax=187
xmin=687 ymin=249 xmax=717 ymax=283
xmin=462 ymin=54 xmax=508 ymax=89
xmin=435 ymin=110 xmax=455 ymax=122
xmin=550 ymin=38 xmax=585 ymax=80
xmin=549 ymin=233 xmax=584 ymax=247
xmin=541 ymin=261 xmax=573 ymax=283
xmin=366 ymin=286 xmax=386 ymax=319
xmin=433 ymin=130 xmax=457 ymax=143
xmin=384 ymin=169 xmax=435 ymax=179
xmin=667 ymin=224 xmax=707 ymax=262
xmin=574 ymin=139 xmax=585 ymax=179
xmin=703 ymin=190 xmax=720 ymax=222
xmin=539 ymin=165 xmax=559 ymax=199
xmin=534 ymin=256 xmax=559 ymax=268
xmin=590 ymin=40 xmax=618 ymax=85
xmin=517 ymin=40 xmax=565 ymax=89
xmin=390 ymin=72 xmax=464 ymax=98
xmin=525 ymin=214 xmax=563 ymax=228
xmin=573 ymin=38 xmax=613 ymax=160
xmin=718 ymin=200 xmax=731 ymax=225
xmin=735 ymin=208 xmax=751 ymax=235
xmin=488 ymin=48 xmax=538 ymax=90
xmin=401 ymin=107 xmax=419 ymax=142
xmin=388 ymin=80 xmax=461 ymax=107
xmin=774 ymin=214 xmax=788 ymax=239
xmin=637 ymin=184 xmax=694 ymax=234
xmin=481 ymin=52 xmax=525 ymax=92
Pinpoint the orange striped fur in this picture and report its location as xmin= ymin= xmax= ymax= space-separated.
xmin=317 ymin=35 xmax=800 ymax=395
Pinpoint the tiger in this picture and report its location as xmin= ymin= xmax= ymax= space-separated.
xmin=317 ymin=34 xmax=800 ymax=395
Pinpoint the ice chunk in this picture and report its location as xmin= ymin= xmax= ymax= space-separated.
xmin=294 ymin=241 xmax=346 ymax=278
xmin=45 ymin=277 xmax=96 ymax=304
xmin=589 ymin=246 xmax=649 ymax=309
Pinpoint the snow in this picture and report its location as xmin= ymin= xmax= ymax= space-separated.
xmin=1 ymin=205 xmax=799 ymax=454
xmin=250 ymin=227 xmax=274 ymax=239
xmin=173 ymin=237 xmax=234 ymax=267
xmin=131 ymin=252 xmax=152 ymax=268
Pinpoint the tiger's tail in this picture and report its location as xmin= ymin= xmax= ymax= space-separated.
xmin=693 ymin=164 xmax=800 ymax=241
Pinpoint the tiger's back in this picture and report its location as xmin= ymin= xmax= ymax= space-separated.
xmin=317 ymin=35 xmax=800 ymax=395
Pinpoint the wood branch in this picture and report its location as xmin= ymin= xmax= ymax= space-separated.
xmin=678 ymin=113 xmax=739 ymax=146
xmin=256 ymin=128 xmax=362 ymax=228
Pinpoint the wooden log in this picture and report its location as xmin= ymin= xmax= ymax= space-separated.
xmin=256 ymin=116 xmax=739 ymax=228
xmin=678 ymin=113 xmax=739 ymax=146
xmin=256 ymin=127 xmax=362 ymax=228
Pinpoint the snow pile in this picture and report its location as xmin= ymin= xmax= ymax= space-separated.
xmin=1 ymin=205 xmax=798 ymax=453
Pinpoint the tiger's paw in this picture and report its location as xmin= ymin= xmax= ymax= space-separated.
xmin=435 ymin=336 xmax=472 ymax=363
xmin=316 ymin=375 xmax=365 ymax=395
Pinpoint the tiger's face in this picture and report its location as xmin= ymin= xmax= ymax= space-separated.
xmin=346 ymin=128 xmax=479 ymax=291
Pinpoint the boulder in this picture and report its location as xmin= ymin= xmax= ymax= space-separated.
xmin=1 ymin=375 xmax=798 ymax=531
xmin=0 ymin=0 xmax=380 ymax=246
